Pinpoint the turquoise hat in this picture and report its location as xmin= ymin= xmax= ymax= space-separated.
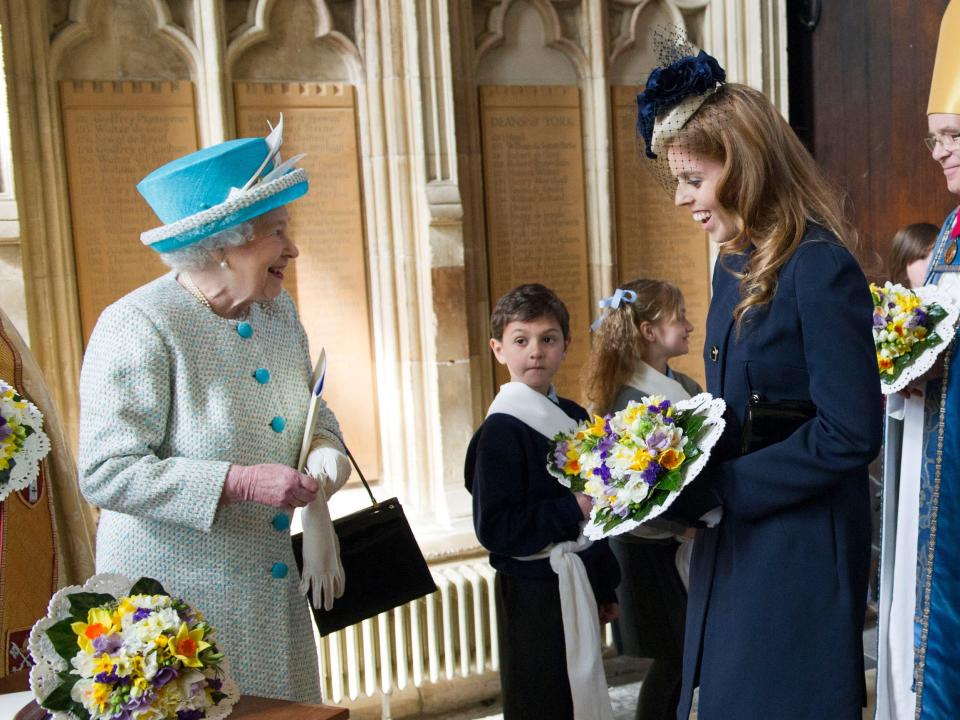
xmin=137 ymin=117 xmax=308 ymax=253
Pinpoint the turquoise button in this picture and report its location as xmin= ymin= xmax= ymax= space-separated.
xmin=236 ymin=322 xmax=253 ymax=339
xmin=272 ymin=513 xmax=290 ymax=531
xmin=253 ymin=368 xmax=270 ymax=384
xmin=270 ymin=416 xmax=286 ymax=433
xmin=271 ymin=562 xmax=288 ymax=579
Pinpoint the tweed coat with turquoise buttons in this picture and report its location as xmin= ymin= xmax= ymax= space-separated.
xmin=79 ymin=273 xmax=343 ymax=703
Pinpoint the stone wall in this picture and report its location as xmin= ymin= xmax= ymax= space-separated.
xmin=0 ymin=0 xmax=788 ymax=555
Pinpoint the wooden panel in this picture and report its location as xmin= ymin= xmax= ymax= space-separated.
xmin=59 ymin=81 xmax=197 ymax=343
xmin=479 ymin=86 xmax=591 ymax=399
xmin=234 ymin=83 xmax=380 ymax=480
xmin=792 ymin=0 xmax=955 ymax=275
xmin=611 ymin=86 xmax=709 ymax=387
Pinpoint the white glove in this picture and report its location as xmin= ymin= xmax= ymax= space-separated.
xmin=305 ymin=444 xmax=351 ymax=499
xmin=298 ymin=491 xmax=345 ymax=610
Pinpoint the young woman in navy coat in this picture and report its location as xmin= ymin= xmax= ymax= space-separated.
xmin=638 ymin=59 xmax=883 ymax=718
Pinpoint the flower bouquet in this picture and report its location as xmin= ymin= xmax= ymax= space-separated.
xmin=0 ymin=379 xmax=51 ymax=502
xmin=871 ymin=282 xmax=960 ymax=395
xmin=548 ymin=393 xmax=726 ymax=540
xmin=28 ymin=574 xmax=238 ymax=720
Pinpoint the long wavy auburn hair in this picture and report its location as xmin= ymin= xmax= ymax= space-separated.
xmin=582 ymin=278 xmax=684 ymax=415
xmin=670 ymin=84 xmax=857 ymax=329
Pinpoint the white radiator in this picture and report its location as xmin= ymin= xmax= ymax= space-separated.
xmin=313 ymin=558 xmax=615 ymax=707
xmin=313 ymin=559 xmax=499 ymax=704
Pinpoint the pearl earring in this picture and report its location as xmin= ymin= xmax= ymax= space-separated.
xmin=220 ymin=259 xmax=228 ymax=270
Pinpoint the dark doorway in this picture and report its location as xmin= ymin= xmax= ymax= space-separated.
xmin=786 ymin=0 xmax=955 ymax=275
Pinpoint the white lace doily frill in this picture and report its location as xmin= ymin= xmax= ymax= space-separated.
xmin=583 ymin=393 xmax=727 ymax=541
xmin=0 ymin=380 xmax=51 ymax=502
xmin=28 ymin=573 xmax=240 ymax=720
xmin=879 ymin=284 xmax=960 ymax=396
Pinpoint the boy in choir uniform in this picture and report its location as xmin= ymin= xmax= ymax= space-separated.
xmin=465 ymin=283 xmax=620 ymax=720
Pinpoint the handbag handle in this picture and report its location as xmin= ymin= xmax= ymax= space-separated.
xmin=338 ymin=437 xmax=379 ymax=507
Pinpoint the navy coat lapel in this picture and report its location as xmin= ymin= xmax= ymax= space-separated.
xmin=704 ymin=253 xmax=746 ymax=396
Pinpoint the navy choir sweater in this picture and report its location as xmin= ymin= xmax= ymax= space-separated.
xmin=464 ymin=396 xmax=620 ymax=605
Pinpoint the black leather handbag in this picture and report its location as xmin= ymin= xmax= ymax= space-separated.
xmin=740 ymin=396 xmax=817 ymax=455
xmin=292 ymin=444 xmax=437 ymax=636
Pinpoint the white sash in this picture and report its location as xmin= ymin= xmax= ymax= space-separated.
xmin=488 ymin=382 xmax=614 ymax=720
xmin=626 ymin=361 xmax=691 ymax=403
xmin=486 ymin=381 xmax=578 ymax=437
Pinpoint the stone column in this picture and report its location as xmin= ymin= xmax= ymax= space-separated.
xmin=0 ymin=0 xmax=84 ymax=450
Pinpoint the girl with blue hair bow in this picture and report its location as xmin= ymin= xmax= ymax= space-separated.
xmin=583 ymin=278 xmax=698 ymax=720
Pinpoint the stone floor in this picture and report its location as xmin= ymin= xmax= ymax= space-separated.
xmin=430 ymin=625 xmax=880 ymax=720
xmin=431 ymin=671 xmax=878 ymax=720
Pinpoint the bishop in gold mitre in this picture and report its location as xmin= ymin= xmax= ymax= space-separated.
xmin=0 ymin=306 xmax=95 ymax=692
xmin=875 ymin=2 xmax=960 ymax=719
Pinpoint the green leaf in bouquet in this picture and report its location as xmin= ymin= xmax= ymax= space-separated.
xmin=659 ymin=470 xmax=683 ymax=492
xmin=41 ymin=670 xmax=89 ymax=719
xmin=926 ymin=303 xmax=947 ymax=323
xmin=46 ymin=617 xmax=81 ymax=661
xmin=682 ymin=414 xmax=705 ymax=439
xmin=129 ymin=577 xmax=169 ymax=597
xmin=650 ymin=488 xmax=671 ymax=506
xmin=67 ymin=592 xmax=117 ymax=620
xmin=602 ymin=513 xmax=622 ymax=533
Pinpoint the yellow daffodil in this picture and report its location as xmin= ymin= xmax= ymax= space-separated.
xmin=629 ymin=448 xmax=652 ymax=471
xmin=91 ymin=682 xmax=112 ymax=713
xmin=92 ymin=653 xmax=114 ymax=676
xmin=587 ymin=415 xmax=606 ymax=437
xmin=114 ymin=597 xmax=137 ymax=624
xmin=171 ymin=623 xmax=210 ymax=668
xmin=71 ymin=608 xmax=118 ymax=654
xmin=659 ymin=448 xmax=685 ymax=471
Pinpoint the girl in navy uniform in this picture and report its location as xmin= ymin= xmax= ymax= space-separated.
xmin=582 ymin=279 xmax=699 ymax=720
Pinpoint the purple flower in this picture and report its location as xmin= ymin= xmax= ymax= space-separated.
xmin=597 ymin=432 xmax=617 ymax=457
xmin=641 ymin=461 xmax=662 ymax=485
xmin=95 ymin=669 xmax=119 ymax=684
xmin=658 ymin=400 xmax=672 ymax=413
xmin=123 ymin=691 xmax=156 ymax=714
xmin=92 ymin=633 xmax=123 ymax=654
xmin=152 ymin=666 xmax=178 ymax=688
xmin=592 ymin=464 xmax=612 ymax=482
xmin=132 ymin=607 xmax=152 ymax=622
xmin=873 ymin=312 xmax=886 ymax=328
xmin=646 ymin=430 xmax=670 ymax=453
xmin=207 ymin=677 xmax=223 ymax=691
xmin=177 ymin=711 xmax=205 ymax=720
xmin=553 ymin=442 xmax=569 ymax=468
xmin=0 ymin=416 xmax=10 ymax=442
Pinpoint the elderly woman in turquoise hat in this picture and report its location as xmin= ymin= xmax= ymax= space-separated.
xmin=78 ymin=118 xmax=349 ymax=703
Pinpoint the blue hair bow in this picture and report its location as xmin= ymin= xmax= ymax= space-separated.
xmin=591 ymin=289 xmax=638 ymax=330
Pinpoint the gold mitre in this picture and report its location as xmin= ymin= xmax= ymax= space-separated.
xmin=929 ymin=0 xmax=960 ymax=115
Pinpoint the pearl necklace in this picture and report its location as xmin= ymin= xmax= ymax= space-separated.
xmin=179 ymin=273 xmax=253 ymax=320
xmin=179 ymin=273 xmax=214 ymax=312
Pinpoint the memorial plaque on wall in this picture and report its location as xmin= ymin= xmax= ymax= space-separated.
xmin=235 ymin=83 xmax=381 ymax=479
xmin=611 ymin=86 xmax=710 ymax=386
xmin=479 ymin=86 xmax=591 ymax=399
xmin=59 ymin=81 xmax=197 ymax=343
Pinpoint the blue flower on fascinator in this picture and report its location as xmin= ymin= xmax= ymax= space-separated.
xmin=637 ymin=50 xmax=726 ymax=159
xmin=591 ymin=288 xmax=638 ymax=330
